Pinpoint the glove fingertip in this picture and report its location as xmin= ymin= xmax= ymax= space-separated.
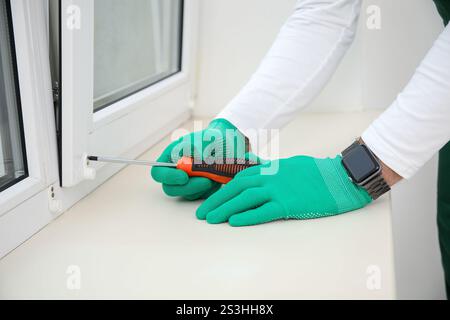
xmin=150 ymin=167 xmax=163 ymax=182
xmin=228 ymin=216 xmax=246 ymax=227
xmin=206 ymin=213 xmax=223 ymax=225
xmin=196 ymin=206 xmax=208 ymax=221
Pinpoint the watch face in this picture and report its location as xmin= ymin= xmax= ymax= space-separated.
xmin=342 ymin=145 xmax=380 ymax=184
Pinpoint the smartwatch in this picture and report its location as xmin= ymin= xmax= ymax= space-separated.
xmin=341 ymin=140 xmax=390 ymax=200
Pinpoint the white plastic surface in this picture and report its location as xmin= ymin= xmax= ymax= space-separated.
xmin=0 ymin=112 xmax=395 ymax=299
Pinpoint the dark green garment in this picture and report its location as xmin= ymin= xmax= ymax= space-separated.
xmin=433 ymin=0 xmax=450 ymax=298
xmin=439 ymin=144 xmax=450 ymax=298
xmin=434 ymin=0 xmax=450 ymax=26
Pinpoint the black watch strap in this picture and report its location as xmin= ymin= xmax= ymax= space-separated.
xmin=342 ymin=141 xmax=390 ymax=200
xmin=364 ymin=174 xmax=391 ymax=200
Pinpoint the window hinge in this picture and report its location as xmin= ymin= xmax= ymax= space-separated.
xmin=48 ymin=185 xmax=63 ymax=214
xmin=52 ymin=81 xmax=60 ymax=105
xmin=53 ymin=80 xmax=62 ymax=142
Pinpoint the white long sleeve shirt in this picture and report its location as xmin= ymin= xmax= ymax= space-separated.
xmin=218 ymin=0 xmax=450 ymax=179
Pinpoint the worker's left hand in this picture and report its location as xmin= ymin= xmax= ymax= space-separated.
xmin=196 ymin=155 xmax=372 ymax=227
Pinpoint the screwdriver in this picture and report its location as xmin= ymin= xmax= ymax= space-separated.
xmin=87 ymin=155 xmax=258 ymax=184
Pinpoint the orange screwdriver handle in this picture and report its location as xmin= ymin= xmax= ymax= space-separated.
xmin=176 ymin=156 xmax=258 ymax=185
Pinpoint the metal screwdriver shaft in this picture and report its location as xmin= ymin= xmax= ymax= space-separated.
xmin=87 ymin=156 xmax=177 ymax=168
xmin=88 ymin=155 xmax=259 ymax=184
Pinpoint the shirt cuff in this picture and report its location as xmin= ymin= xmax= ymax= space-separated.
xmin=362 ymin=125 xmax=418 ymax=180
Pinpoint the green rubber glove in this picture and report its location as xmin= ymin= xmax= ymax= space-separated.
xmin=196 ymin=155 xmax=372 ymax=226
xmin=151 ymin=118 xmax=248 ymax=200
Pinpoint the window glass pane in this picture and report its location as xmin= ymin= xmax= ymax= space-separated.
xmin=0 ymin=0 xmax=27 ymax=192
xmin=94 ymin=0 xmax=183 ymax=111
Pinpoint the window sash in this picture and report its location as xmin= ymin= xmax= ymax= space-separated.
xmin=59 ymin=0 xmax=198 ymax=187
xmin=0 ymin=0 xmax=28 ymax=193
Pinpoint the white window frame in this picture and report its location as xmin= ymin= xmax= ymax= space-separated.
xmin=61 ymin=0 xmax=198 ymax=187
xmin=0 ymin=0 xmax=59 ymax=257
xmin=0 ymin=0 xmax=199 ymax=259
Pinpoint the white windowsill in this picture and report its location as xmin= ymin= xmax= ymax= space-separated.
xmin=0 ymin=110 xmax=395 ymax=299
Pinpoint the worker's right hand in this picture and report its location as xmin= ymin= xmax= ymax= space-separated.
xmin=151 ymin=118 xmax=249 ymax=200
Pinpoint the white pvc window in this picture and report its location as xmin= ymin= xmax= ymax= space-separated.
xmin=60 ymin=0 xmax=198 ymax=187
xmin=0 ymin=0 xmax=59 ymax=258
xmin=0 ymin=0 xmax=199 ymax=259
xmin=94 ymin=0 xmax=183 ymax=111
xmin=0 ymin=0 xmax=197 ymax=258
xmin=0 ymin=0 xmax=27 ymax=192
